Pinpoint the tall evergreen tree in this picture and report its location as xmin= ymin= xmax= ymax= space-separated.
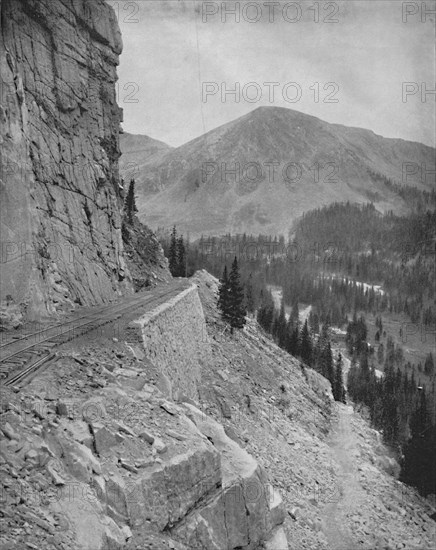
xmin=290 ymin=298 xmax=300 ymax=327
xmin=324 ymin=342 xmax=334 ymax=385
xmin=401 ymin=390 xmax=436 ymax=495
xmin=218 ymin=265 xmax=230 ymax=321
xmin=377 ymin=343 xmax=384 ymax=365
xmin=272 ymin=301 xmax=287 ymax=347
xmin=308 ymin=310 xmax=320 ymax=334
xmin=288 ymin=325 xmax=300 ymax=357
xmin=177 ymin=235 xmax=186 ymax=277
xmin=300 ymin=320 xmax=312 ymax=366
xmin=424 ymin=353 xmax=434 ymax=376
xmin=277 ymin=301 xmax=287 ymax=348
xmin=257 ymin=290 xmax=274 ymax=333
xmin=227 ymin=257 xmax=246 ymax=332
xmin=168 ymin=226 xmax=178 ymax=276
xmin=334 ymin=353 xmax=346 ymax=403
xmin=124 ymin=178 xmax=138 ymax=224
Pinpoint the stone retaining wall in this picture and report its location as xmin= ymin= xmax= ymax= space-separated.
xmin=130 ymin=284 xmax=211 ymax=401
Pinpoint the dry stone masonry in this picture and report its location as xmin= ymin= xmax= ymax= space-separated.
xmin=129 ymin=284 xmax=211 ymax=402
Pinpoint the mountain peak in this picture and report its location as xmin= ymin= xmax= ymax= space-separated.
xmin=121 ymin=108 xmax=434 ymax=238
xmin=245 ymin=105 xmax=321 ymax=123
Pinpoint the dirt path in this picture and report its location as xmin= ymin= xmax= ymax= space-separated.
xmin=321 ymin=403 xmax=367 ymax=549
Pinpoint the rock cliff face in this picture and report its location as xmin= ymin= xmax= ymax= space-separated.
xmin=0 ymin=0 xmax=164 ymax=319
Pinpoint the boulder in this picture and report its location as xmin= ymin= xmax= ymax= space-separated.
xmin=91 ymin=423 xmax=118 ymax=456
xmin=267 ymin=484 xmax=286 ymax=529
xmin=157 ymin=372 xmax=173 ymax=400
xmin=170 ymin=404 xmax=287 ymax=549
xmin=152 ymin=437 xmax=167 ymax=454
xmin=59 ymin=438 xmax=101 ymax=482
xmin=1 ymin=423 xmax=20 ymax=441
xmin=105 ymin=470 xmax=130 ymax=525
xmin=139 ymin=430 xmax=155 ymax=444
xmin=60 ymin=419 xmax=94 ymax=448
xmin=265 ymin=526 xmax=289 ymax=550
xmin=51 ymin=495 xmax=124 ymax=550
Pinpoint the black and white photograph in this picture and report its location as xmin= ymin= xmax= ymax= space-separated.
xmin=0 ymin=1 xmax=435 ymax=548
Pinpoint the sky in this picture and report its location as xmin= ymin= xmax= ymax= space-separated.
xmin=112 ymin=0 xmax=436 ymax=148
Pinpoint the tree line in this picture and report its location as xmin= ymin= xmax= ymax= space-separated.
xmin=256 ymin=292 xmax=346 ymax=403
xmin=215 ymin=258 xmax=345 ymax=401
xmin=157 ymin=202 xmax=435 ymax=494
xmin=291 ymin=202 xmax=435 ymax=326
xmin=346 ymin=315 xmax=436 ymax=496
xmin=161 ymin=226 xmax=187 ymax=277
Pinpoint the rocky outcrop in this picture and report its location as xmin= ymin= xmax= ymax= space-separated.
xmin=0 ymin=344 xmax=287 ymax=550
xmin=172 ymin=403 xmax=286 ymax=549
xmin=121 ymin=218 xmax=170 ymax=291
xmin=0 ymin=0 xmax=167 ymax=319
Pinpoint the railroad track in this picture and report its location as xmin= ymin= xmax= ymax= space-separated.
xmin=0 ymin=301 xmax=112 ymax=351
xmin=0 ymin=284 xmax=185 ymax=388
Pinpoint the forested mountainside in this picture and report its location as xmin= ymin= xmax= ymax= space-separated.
xmin=159 ymin=198 xmax=436 ymax=497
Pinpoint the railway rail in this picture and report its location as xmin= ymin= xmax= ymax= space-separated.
xmin=0 ymin=283 xmax=186 ymax=388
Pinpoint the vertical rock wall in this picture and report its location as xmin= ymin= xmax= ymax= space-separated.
xmin=0 ymin=0 xmax=132 ymax=317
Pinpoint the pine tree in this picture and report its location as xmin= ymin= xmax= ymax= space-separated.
xmin=227 ymin=257 xmax=246 ymax=332
xmin=272 ymin=301 xmax=286 ymax=344
xmin=218 ymin=266 xmax=230 ymax=322
xmin=377 ymin=343 xmax=384 ymax=365
xmin=124 ymin=178 xmax=137 ymax=224
xmin=308 ymin=310 xmax=320 ymax=334
xmin=257 ymin=291 xmax=274 ymax=333
xmin=276 ymin=301 xmax=287 ymax=348
xmin=290 ymin=298 xmax=300 ymax=326
xmin=287 ymin=324 xmax=299 ymax=357
xmin=401 ymin=390 xmax=436 ymax=495
xmin=300 ymin=320 xmax=312 ymax=366
xmin=177 ymin=234 xmax=186 ymax=277
xmin=312 ymin=334 xmax=322 ymax=371
xmin=324 ymin=342 xmax=334 ymax=386
xmin=272 ymin=311 xmax=280 ymax=341
xmin=168 ymin=226 xmax=178 ymax=276
xmin=424 ymin=353 xmax=434 ymax=376
xmin=334 ymin=353 xmax=346 ymax=403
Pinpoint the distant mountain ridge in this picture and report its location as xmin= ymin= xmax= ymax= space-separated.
xmin=119 ymin=132 xmax=173 ymax=184
xmin=120 ymin=107 xmax=435 ymax=238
